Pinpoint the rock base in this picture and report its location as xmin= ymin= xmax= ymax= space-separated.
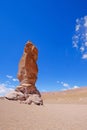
xmin=5 ymin=89 xmax=43 ymax=105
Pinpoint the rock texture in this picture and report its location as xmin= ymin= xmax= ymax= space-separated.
xmin=5 ymin=41 xmax=43 ymax=105
xmin=17 ymin=41 xmax=38 ymax=85
xmin=5 ymin=91 xmax=25 ymax=101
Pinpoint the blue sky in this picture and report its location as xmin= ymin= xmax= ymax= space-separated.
xmin=0 ymin=0 xmax=87 ymax=95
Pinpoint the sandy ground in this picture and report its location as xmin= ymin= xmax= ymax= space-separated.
xmin=0 ymin=97 xmax=87 ymax=130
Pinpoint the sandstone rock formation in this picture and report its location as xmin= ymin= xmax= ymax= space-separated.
xmin=17 ymin=41 xmax=38 ymax=85
xmin=5 ymin=41 xmax=43 ymax=105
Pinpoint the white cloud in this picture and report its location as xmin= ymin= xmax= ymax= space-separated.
xmin=82 ymin=53 xmax=87 ymax=59
xmin=84 ymin=22 xmax=87 ymax=27
xmin=63 ymin=83 xmax=69 ymax=87
xmin=0 ymin=86 xmax=6 ymax=94
xmin=72 ymin=15 xmax=87 ymax=59
xmin=41 ymin=89 xmax=47 ymax=92
xmin=80 ymin=46 xmax=85 ymax=52
xmin=60 ymin=81 xmax=69 ymax=87
xmin=57 ymin=80 xmax=80 ymax=91
xmin=12 ymin=78 xmax=18 ymax=82
xmin=73 ymin=42 xmax=78 ymax=48
xmin=72 ymin=36 xmax=79 ymax=48
xmin=85 ymin=42 xmax=87 ymax=46
xmin=72 ymin=85 xmax=79 ymax=89
xmin=84 ymin=16 xmax=87 ymax=27
xmin=61 ymin=88 xmax=67 ymax=91
xmin=75 ymin=24 xmax=80 ymax=31
xmin=0 ymin=83 xmax=14 ymax=96
xmin=6 ymin=75 xmax=18 ymax=82
xmin=57 ymin=81 xmax=70 ymax=88
xmin=6 ymin=75 xmax=13 ymax=79
xmin=0 ymin=74 xmax=18 ymax=96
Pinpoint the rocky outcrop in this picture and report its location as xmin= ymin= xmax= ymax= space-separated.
xmin=5 ymin=41 xmax=43 ymax=105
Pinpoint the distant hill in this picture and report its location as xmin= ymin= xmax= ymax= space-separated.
xmin=41 ymin=87 xmax=87 ymax=104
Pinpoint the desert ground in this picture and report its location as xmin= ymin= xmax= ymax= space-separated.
xmin=0 ymin=87 xmax=87 ymax=130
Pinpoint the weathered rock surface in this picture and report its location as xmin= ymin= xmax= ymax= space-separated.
xmin=5 ymin=41 xmax=43 ymax=105
xmin=17 ymin=41 xmax=38 ymax=85
xmin=22 ymin=94 xmax=43 ymax=105
xmin=5 ymin=91 xmax=25 ymax=100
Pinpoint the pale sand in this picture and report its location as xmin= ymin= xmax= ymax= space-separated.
xmin=0 ymin=98 xmax=87 ymax=130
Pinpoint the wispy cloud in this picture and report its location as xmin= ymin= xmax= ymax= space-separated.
xmin=6 ymin=75 xmax=18 ymax=82
xmin=0 ymin=74 xmax=18 ymax=96
xmin=0 ymin=83 xmax=14 ymax=96
xmin=62 ymin=83 xmax=69 ymax=87
xmin=12 ymin=78 xmax=18 ymax=82
xmin=73 ymin=85 xmax=79 ymax=89
xmin=57 ymin=81 xmax=70 ymax=88
xmin=6 ymin=75 xmax=13 ymax=79
xmin=41 ymin=89 xmax=47 ymax=92
xmin=72 ymin=15 xmax=87 ymax=59
xmin=57 ymin=80 xmax=79 ymax=90
xmin=82 ymin=53 xmax=87 ymax=59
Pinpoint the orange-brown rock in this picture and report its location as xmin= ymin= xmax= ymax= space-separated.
xmin=5 ymin=41 xmax=43 ymax=105
xmin=17 ymin=41 xmax=38 ymax=85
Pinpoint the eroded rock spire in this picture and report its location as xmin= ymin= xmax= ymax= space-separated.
xmin=5 ymin=41 xmax=43 ymax=105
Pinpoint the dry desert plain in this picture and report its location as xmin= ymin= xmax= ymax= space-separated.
xmin=0 ymin=87 xmax=87 ymax=130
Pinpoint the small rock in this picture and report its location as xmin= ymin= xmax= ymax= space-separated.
xmin=5 ymin=91 xmax=24 ymax=100
xmin=23 ymin=94 xmax=43 ymax=105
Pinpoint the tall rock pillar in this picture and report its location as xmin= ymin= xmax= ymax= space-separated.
xmin=6 ymin=41 xmax=43 ymax=105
